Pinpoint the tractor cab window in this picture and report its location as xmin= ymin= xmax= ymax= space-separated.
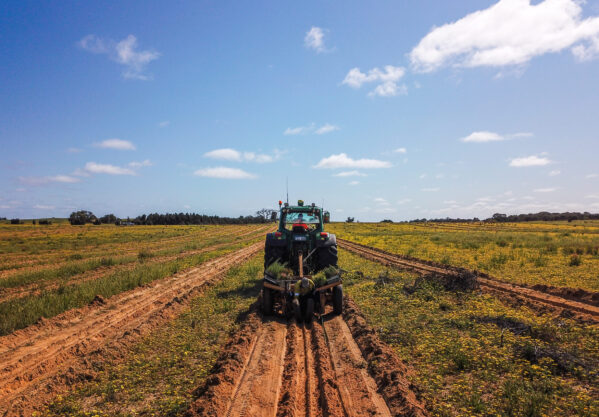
xmin=282 ymin=210 xmax=320 ymax=231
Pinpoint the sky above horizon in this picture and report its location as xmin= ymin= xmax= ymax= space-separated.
xmin=2 ymin=0 xmax=599 ymax=221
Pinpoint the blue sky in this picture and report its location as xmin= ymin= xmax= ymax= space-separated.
xmin=1 ymin=0 xmax=599 ymax=221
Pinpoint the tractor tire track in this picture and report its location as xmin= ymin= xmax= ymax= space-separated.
xmin=0 ymin=242 xmax=262 ymax=417
xmin=188 ymin=304 xmax=426 ymax=417
xmin=338 ymin=238 xmax=599 ymax=322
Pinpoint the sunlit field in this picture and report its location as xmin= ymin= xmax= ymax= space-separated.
xmin=329 ymin=221 xmax=599 ymax=291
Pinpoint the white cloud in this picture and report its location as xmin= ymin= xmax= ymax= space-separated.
xmin=79 ymin=34 xmax=159 ymax=80
xmin=67 ymin=147 xmax=82 ymax=153
xmin=194 ymin=167 xmax=256 ymax=179
xmin=586 ymin=194 xmax=599 ymax=199
xmin=284 ymin=123 xmax=338 ymax=135
xmin=422 ymin=187 xmax=440 ymax=192
xmin=348 ymin=181 xmax=360 ymax=186
xmin=374 ymin=197 xmax=389 ymax=204
xmin=509 ymin=155 xmax=551 ymax=167
xmin=586 ymin=173 xmax=599 ymax=178
xmin=304 ymin=27 xmax=328 ymax=53
xmin=158 ymin=121 xmax=170 ymax=128
xmin=394 ymin=147 xmax=407 ymax=154
xmin=342 ymin=65 xmax=406 ymax=97
xmin=84 ymin=162 xmax=136 ymax=175
xmin=314 ymin=153 xmax=392 ymax=169
xmin=549 ymin=170 xmax=561 ymax=176
xmin=128 ymin=159 xmax=153 ymax=168
xmin=18 ymin=175 xmax=81 ymax=186
xmin=34 ymin=204 xmax=55 ymax=210
xmin=534 ymin=187 xmax=556 ymax=192
xmin=95 ymin=138 xmax=136 ymax=150
xmin=315 ymin=124 xmax=340 ymax=134
xmin=461 ymin=131 xmax=532 ymax=142
xmin=397 ymin=198 xmax=412 ymax=204
xmin=410 ymin=0 xmax=599 ymax=72
xmin=333 ymin=170 xmax=367 ymax=177
xmin=204 ymin=148 xmax=275 ymax=163
xmin=204 ymin=148 xmax=242 ymax=161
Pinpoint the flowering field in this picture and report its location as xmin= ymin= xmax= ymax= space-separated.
xmin=340 ymin=249 xmax=599 ymax=416
xmin=329 ymin=221 xmax=599 ymax=291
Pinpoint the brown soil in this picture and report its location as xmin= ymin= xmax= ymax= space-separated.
xmin=338 ymin=238 xmax=599 ymax=322
xmin=187 ymin=298 xmax=426 ymax=417
xmin=0 ymin=242 xmax=262 ymax=417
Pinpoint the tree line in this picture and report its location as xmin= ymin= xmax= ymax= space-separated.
xmin=67 ymin=209 xmax=277 ymax=225
xmin=404 ymin=211 xmax=599 ymax=223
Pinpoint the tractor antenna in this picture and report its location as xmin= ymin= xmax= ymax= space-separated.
xmin=286 ymin=177 xmax=289 ymax=205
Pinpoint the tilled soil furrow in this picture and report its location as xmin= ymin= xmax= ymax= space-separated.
xmin=339 ymin=238 xmax=599 ymax=321
xmin=0 ymin=242 xmax=262 ymax=416
xmin=323 ymin=315 xmax=392 ymax=417
xmin=0 ymin=229 xmax=268 ymax=304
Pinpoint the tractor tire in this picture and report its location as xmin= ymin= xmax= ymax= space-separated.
xmin=304 ymin=298 xmax=314 ymax=324
xmin=261 ymin=288 xmax=273 ymax=315
xmin=316 ymin=244 xmax=338 ymax=270
xmin=264 ymin=244 xmax=286 ymax=269
xmin=333 ymin=285 xmax=343 ymax=315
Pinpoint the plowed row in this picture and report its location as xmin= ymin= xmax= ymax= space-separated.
xmin=0 ymin=242 xmax=262 ymax=416
xmin=338 ymin=238 xmax=599 ymax=322
xmin=187 ymin=304 xmax=427 ymax=417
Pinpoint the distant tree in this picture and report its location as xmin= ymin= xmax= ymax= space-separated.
xmin=380 ymin=219 xmax=393 ymax=223
xmin=32 ymin=219 xmax=36 ymax=225
xmin=256 ymin=208 xmax=277 ymax=221
xmin=99 ymin=214 xmax=118 ymax=224
xmin=69 ymin=210 xmax=97 ymax=225
xmin=39 ymin=219 xmax=52 ymax=225
xmin=346 ymin=217 xmax=355 ymax=223
xmin=10 ymin=219 xmax=21 ymax=224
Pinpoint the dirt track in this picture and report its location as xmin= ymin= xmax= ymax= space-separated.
xmin=187 ymin=304 xmax=427 ymax=417
xmin=0 ymin=242 xmax=262 ymax=417
xmin=338 ymin=238 xmax=599 ymax=322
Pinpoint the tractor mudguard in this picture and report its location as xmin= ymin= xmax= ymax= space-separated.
xmin=315 ymin=234 xmax=337 ymax=248
xmin=265 ymin=232 xmax=287 ymax=247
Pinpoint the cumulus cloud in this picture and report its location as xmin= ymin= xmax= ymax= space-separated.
xmin=394 ymin=147 xmax=407 ymax=154
xmin=315 ymin=124 xmax=340 ymax=134
xmin=18 ymin=175 xmax=81 ymax=186
xmin=549 ymin=170 xmax=561 ymax=176
xmin=84 ymin=162 xmax=136 ymax=175
xmin=509 ymin=155 xmax=552 ymax=167
xmin=194 ymin=167 xmax=256 ymax=179
xmin=534 ymin=187 xmax=556 ymax=192
xmin=95 ymin=138 xmax=136 ymax=150
xmin=304 ymin=27 xmax=328 ymax=53
xmin=203 ymin=148 xmax=275 ymax=163
xmin=314 ymin=153 xmax=392 ymax=169
xmin=586 ymin=173 xmax=599 ymax=178
xmin=34 ymin=204 xmax=55 ymax=210
xmin=461 ymin=131 xmax=533 ymax=142
xmin=342 ymin=65 xmax=406 ymax=97
xmin=79 ymin=34 xmax=160 ymax=80
xmin=348 ymin=181 xmax=360 ymax=186
xmin=333 ymin=170 xmax=367 ymax=177
xmin=410 ymin=0 xmax=599 ymax=72
xmin=422 ymin=187 xmax=440 ymax=192
xmin=158 ymin=121 xmax=170 ymax=128
xmin=284 ymin=123 xmax=339 ymax=135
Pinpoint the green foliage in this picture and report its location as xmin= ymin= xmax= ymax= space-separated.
xmin=265 ymin=261 xmax=290 ymax=279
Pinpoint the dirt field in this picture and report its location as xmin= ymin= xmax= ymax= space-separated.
xmin=1 ymin=222 xmax=598 ymax=416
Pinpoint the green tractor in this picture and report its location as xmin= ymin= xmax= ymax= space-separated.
xmin=262 ymin=200 xmax=342 ymax=321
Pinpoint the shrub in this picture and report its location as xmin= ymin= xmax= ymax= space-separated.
xmin=568 ymin=254 xmax=581 ymax=266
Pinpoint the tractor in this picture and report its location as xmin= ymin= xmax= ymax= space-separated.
xmin=261 ymin=200 xmax=342 ymax=322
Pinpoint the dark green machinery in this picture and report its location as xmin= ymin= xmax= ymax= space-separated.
xmin=262 ymin=200 xmax=342 ymax=319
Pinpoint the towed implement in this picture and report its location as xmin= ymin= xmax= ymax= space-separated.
xmin=262 ymin=200 xmax=342 ymax=322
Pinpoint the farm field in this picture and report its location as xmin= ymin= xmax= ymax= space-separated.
xmin=1 ymin=221 xmax=598 ymax=417
xmin=329 ymin=221 xmax=599 ymax=291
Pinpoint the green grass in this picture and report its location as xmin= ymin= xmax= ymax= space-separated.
xmin=338 ymin=249 xmax=599 ymax=417
xmin=0 ymin=239 xmax=260 ymax=335
xmin=40 ymin=255 xmax=263 ymax=417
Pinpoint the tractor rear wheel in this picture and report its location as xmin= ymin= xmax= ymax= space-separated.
xmin=304 ymin=298 xmax=314 ymax=323
xmin=333 ymin=285 xmax=343 ymax=315
xmin=261 ymin=288 xmax=273 ymax=315
xmin=264 ymin=244 xmax=286 ymax=269
xmin=316 ymin=244 xmax=338 ymax=270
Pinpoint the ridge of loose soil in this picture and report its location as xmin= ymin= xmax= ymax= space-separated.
xmin=0 ymin=242 xmax=262 ymax=417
